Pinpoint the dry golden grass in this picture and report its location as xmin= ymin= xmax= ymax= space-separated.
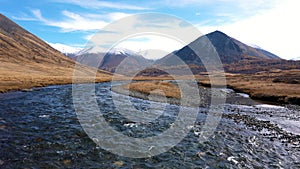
xmin=123 ymin=81 xmax=181 ymax=99
xmin=225 ymin=70 xmax=300 ymax=103
xmin=0 ymin=61 xmax=112 ymax=93
xmin=196 ymin=69 xmax=300 ymax=104
xmin=122 ymin=69 xmax=300 ymax=104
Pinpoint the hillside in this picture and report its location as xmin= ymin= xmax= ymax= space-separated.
xmin=0 ymin=14 xmax=111 ymax=92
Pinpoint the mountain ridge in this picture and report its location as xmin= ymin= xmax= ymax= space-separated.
xmin=76 ymin=48 xmax=153 ymax=75
xmin=74 ymin=30 xmax=299 ymax=75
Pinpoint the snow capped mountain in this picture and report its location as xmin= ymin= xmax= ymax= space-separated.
xmin=247 ymin=43 xmax=262 ymax=49
xmin=108 ymin=47 xmax=138 ymax=56
xmin=47 ymin=42 xmax=82 ymax=55
xmin=76 ymin=46 xmax=95 ymax=55
xmin=77 ymin=46 xmax=140 ymax=56
xmin=75 ymin=46 xmax=153 ymax=75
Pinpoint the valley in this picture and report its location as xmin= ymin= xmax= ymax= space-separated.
xmin=0 ymin=10 xmax=300 ymax=169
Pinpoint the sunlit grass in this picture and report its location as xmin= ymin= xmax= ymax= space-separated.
xmin=123 ymin=81 xmax=182 ymax=99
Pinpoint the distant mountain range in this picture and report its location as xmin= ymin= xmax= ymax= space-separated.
xmin=73 ymin=30 xmax=299 ymax=75
xmin=74 ymin=48 xmax=153 ymax=75
xmin=48 ymin=42 xmax=82 ymax=56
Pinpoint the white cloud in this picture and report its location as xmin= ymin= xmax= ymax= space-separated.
xmin=107 ymin=12 xmax=131 ymax=21
xmin=83 ymin=12 xmax=131 ymax=22
xmin=84 ymin=34 xmax=94 ymax=41
xmin=197 ymin=0 xmax=300 ymax=59
xmin=162 ymin=0 xmax=278 ymax=10
xmin=162 ymin=0 xmax=208 ymax=7
xmin=29 ymin=9 xmax=130 ymax=32
xmin=32 ymin=9 xmax=46 ymax=21
xmin=84 ymin=13 xmax=203 ymax=60
xmin=12 ymin=12 xmax=37 ymax=21
xmin=115 ymin=35 xmax=184 ymax=60
xmin=52 ymin=0 xmax=150 ymax=10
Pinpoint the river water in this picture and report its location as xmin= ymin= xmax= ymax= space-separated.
xmin=0 ymin=82 xmax=299 ymax=168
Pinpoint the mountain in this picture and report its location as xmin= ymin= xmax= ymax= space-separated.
xmin=207 ymin=31 xmax=280 ymax=60
xmin=48 ymin=42 xmax=82 ymax=55
xmin=0 ymin=14 xmax=74 ymax=66
xmin=100 ymin=48 xmax=153 ymax=74
xmin=154 ymin=30 xmax=299 ymax=74
xmin=0 ymin=14 xmax=110 ymax=92
xmin=47 ymin=42 xmax=82 ymax=57
xmin=76 ymin=48 xmax=153 ymax=75
xmin=158 ymin=30 xmax=279 ymax=66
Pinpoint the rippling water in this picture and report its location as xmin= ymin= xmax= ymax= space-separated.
xmin=0 ymin=82 xmax=299 ymax=168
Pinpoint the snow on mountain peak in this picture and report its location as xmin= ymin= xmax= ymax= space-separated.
xmin=77 ymin=46 xmax=140 ymax=57
xmin=247 ymin=43 xmax=262 ymax=49
xmin=107 ymin=47 xmax=139 ymax=56
xmin=47 ymin=42 xmax=83 ymax=54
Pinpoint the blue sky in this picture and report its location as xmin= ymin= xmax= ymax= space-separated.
xmin=0 ymin=0 xmax=299 ymax=59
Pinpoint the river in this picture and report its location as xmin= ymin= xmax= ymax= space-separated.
xmin=0 ymin=82 xmax=299 ymax=168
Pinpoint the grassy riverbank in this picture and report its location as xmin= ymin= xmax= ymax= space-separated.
xmin=113 ymin=69 xmax=300 ymax=105
xmin=0 ymin=61 xmax=112 ymax=93
xmin=199 ymin=69 xmax=300 ymax=105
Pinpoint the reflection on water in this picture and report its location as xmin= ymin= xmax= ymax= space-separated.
xmin=0 ymin=83 xmax=299 ymax=168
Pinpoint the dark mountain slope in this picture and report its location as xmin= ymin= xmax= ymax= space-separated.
xmin=158 ymin=30 xmax=280 ymax=66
